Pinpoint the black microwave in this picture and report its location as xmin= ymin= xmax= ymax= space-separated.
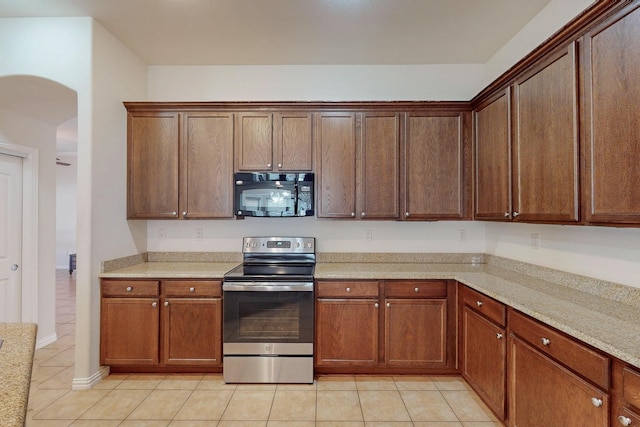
xmin=234 ymin=172 xmax=314 ymax=217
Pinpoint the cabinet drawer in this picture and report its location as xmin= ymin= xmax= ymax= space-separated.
xmin=162 ymin=280 xmax=221 ymax=297
xmin=509 ymin=309 xmax=610 ymax=390
xmin=316 ymin=281 xmax=378 ymax=298
xmin=102 ymin=280 xmax=159 ymax=297
xmin=618 ymin=407 xmax=640 ymax=427
xmin=623 ymin=366 xmax=640 ymax=409
xmin=385 ymin=280 xmax=447 ymax=298
xmin=461 ymin=286 xmax=506 ymax=327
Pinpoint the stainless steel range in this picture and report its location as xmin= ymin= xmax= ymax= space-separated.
xmin=222 ymin=236 xmax=315 ymax=384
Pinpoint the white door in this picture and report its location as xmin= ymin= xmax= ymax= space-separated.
xmin=0 ymin=154 xmax=23 ymax=322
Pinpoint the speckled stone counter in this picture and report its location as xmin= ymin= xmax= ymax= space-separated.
xmin=0 ymin=323 xmax=37 ymax=427
xmin=100 ymin=251 xmax=640 ymax=370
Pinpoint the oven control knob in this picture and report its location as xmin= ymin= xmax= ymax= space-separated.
xmin=295 ymin=242 xmax=300 ymax=248
xmin=307 ymin=243 xmax=313 ymax=248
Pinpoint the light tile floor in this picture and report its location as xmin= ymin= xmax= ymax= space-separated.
xmin=26 ymin=270 xmax=503 ymax=427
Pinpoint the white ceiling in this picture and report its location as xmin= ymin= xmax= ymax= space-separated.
xmin=0 ymin=0 xmax=552 ymax=65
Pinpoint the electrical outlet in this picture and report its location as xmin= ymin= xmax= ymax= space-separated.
xmin=531 ymin=233 xmax=540 ymax=249
xmin=365 ymin=230 xmax=373 ymax=241
xmin=458 ymin=229 xmax=467 ymax=242
xmin=158 ymin=228 xmax=166 ymax=240
xmin=196 ymin=228 xmax=203 ymax=241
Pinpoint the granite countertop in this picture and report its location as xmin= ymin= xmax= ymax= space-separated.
xmin=0 ymin=323 xmax=37 ymax=427
xmin=100 ymin=253 xmax=640 ymax=369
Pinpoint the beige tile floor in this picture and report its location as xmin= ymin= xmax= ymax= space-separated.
xmin=26 ymin=270 xmax=503 ymax=427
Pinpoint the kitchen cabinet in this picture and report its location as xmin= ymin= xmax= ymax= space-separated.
xmin=315 ymin=279 xmax=455 ymax=374
xmin=459 ymin=286 xmax=507 ymax=420
xmin=402 ymin=110 xmax=472 ymax=220
xmin=475 ymin=43 xmax=580 ymax=224
xmin=582 ymin=3 xmax=640 ymax=225
xmin=100 ymin=280 xmax=160 ymax=366
xmin=127 ymin=112 xmax=180 ymax=219
xmin=126 ymin=107 xmax=234 ymax=219
xmin=511 ymin=43 xmax=580 ymax=223
xmin=508 ymin=309 xmax=610 ymax=427
xmin=101 ymin=278 xmax=223 ymax=371
xmin=315 ymin=112 xmax=401 ymax=219
xmin=235 ymin=112 xmax=313 ymax=172
xmin=612 ymin=361 xmax=640 ymax=427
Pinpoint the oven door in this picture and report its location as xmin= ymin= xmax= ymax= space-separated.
xmin=222 ymin=282 xmax=314 ymax=355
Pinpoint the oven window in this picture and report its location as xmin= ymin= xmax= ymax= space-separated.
xmin=224 ymin=291 xmax=313 ymax=343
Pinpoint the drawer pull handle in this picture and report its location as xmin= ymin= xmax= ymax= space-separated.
xmin=496 ymin=333 xmax=503 ymax=339
xmin=374 ymin=303 xmax=379 ymax=308
xmin=346 ymin=287 xmax=351 ymax=293
xmin=189 ymin=287 xmax=195 ymax=293
xmin=151 ymin=302 xmax=157 ymax=308
xmin=591 ymin=397 xmax=603 ymax=408
xmin=541 ymin=337 xmax=551 ymax=346
xmin=476 ymin=301 xmax=483 ymax=307
xmin=414 ymin=287 xmax=419 ymax=292
xmin=619 ymin=415 xmax=632 ymax=426
xmin=126 ymin=286 xmax=133 ymax=292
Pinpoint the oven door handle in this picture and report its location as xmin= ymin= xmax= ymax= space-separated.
xmin=222 ymin=282 xmax=314 ymax=292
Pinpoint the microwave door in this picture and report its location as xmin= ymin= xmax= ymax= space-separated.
xmin=238 ymin=186 xmax=296 ymax=217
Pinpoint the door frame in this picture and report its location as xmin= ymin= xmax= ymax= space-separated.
xmin=0 ymin=140 xmax=39 ymax=323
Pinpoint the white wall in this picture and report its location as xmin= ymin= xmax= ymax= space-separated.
xmin=55 ymin=154 xmax=77 ymax=268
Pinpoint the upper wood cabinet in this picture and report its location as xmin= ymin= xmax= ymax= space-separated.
xmin=402 ymin=111 xmax=472 ymax=220
xmin=474 ymin=43 xmax=580 ymax=224
xmin=126 ymin=109 xmax=234 ymax=219
xmin=315 ymin=112 xmax=358 ymax=218
xmin=475 ymin=89 xmax=512 ymax=220
xmin=127 ymin=112 xmax=180 ymax=219
xmin=582 ymin=3 xmax=640 ymax=225
xmin=511 ymin=43 xmax=580 ymax=223
xmin=235 ymin=112 xmax=313 ymax=172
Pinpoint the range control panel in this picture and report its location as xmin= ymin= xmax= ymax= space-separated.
xmin=243 ymin=237 xmax=315 ymax=254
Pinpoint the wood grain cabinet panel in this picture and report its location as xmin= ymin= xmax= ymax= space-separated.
xmin=582 ymin=3 xmax=640 ymax=225
xmin=403 ymin=111 xmax=471 ymax=220
xmin=127 ymin=112 xmax=180 ymax=218
xmin=181 ymin=112 xmax=234 ymax=218
xmin=235 ymin=112 xmax=273 ymax=171
xmin=512 ymin=43 xmax=580 ymax=223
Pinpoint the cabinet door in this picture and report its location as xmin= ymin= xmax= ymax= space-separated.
xmin=509 ymin=335 xmax=609 ymax=427
xmin=475 ymin=89 xmax=512 ymax=221
xmin=101 ymin=297 xmax=160 ymax=365
xmin=582 ymin=4 xmax=640 ymax=224
xmin=162 ymin=298 xmax=222 ymax=366
xmin=512 ymin=44 xmax=580 ymax=223
xmin=462 ymin=307 xmax=506 ymax=420
xmin=359 ymin=113 xmax=401 ymax=220
xmin=235 ymin=112 xmax=273 ymax=171
xmin=385 ymin=299 xmax=447 ymax=368
xmin=403 ymin=111 xmax=471 ymax=220
xmin=181 ymin=112 xmax=234 ymax=218
xmin=273 ymin=112 xmax=313 ymax=171
xmin=315 ymin=298 xmax=379 ymax=366
xmin=127 ymin=112 xmax=179 ymax=218
xmin=315 ymin=112 xmax=358 ymax=218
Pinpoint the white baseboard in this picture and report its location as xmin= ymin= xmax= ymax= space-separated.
xmin=36 ymin=332 xmax=58 ymax=349
xmin=72 ymin=365 xmax=110 ymax=390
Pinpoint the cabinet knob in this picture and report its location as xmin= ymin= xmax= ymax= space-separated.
xmin=476 ymin=300 xmax=483 ymax=307
xmin=513 ymin=211 xmax=520 ymax=217
xmin=151 ymin=302 xmax=157 ymax=308
xmin=504 ymin=212 xmax=510 ymax=218
xmin=496 ymin=333 xmax=503 ymax=339
xmin=414 ymin=287 xmax=419 ymax=292
xmin=386 ymin=302 xmax=391 ymax=308
xmin=618 ymin=415 xmax=632 ymax=426
xmin=405 ymin=212 xmax=410 ymax=217
xmin=361 ymin=212 xmax=365 ymax=217
xmin=164 ymin=301 xmax=169 ymax=307
xmin=351 ymin=212 xmax=355 ymax=217
xmin=267 ymin=163 xmax=272 ymax=168
xmin=374 ymin=303 xmax=379 ymax=308
xmin=189 ymin=287 xmax=195 ymax=293
xmin=591 ymin=397 xmax=603 ymax=408
xmin=277 ymin=163 xmax=282 ymax=168
xmin=126 ymin=286 xmax=133 ymax=292
xmin=346 ymin=287 xmax=351 ymax=293
xmin=541 ymin=337 xmax=551 ymax=346
xmin=182 ymin=211 xmax=187 ymax=216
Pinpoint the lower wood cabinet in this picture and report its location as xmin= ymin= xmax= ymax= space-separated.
xmin=315 ymin=279 xmax=456 ymax=374
xmin=612 ymin=361 xmax=640 ymax=427
xmin=508 ymin=309 xmax=610 ymax=427
xmin=100 ymin=278 xmax=222 ymax=372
